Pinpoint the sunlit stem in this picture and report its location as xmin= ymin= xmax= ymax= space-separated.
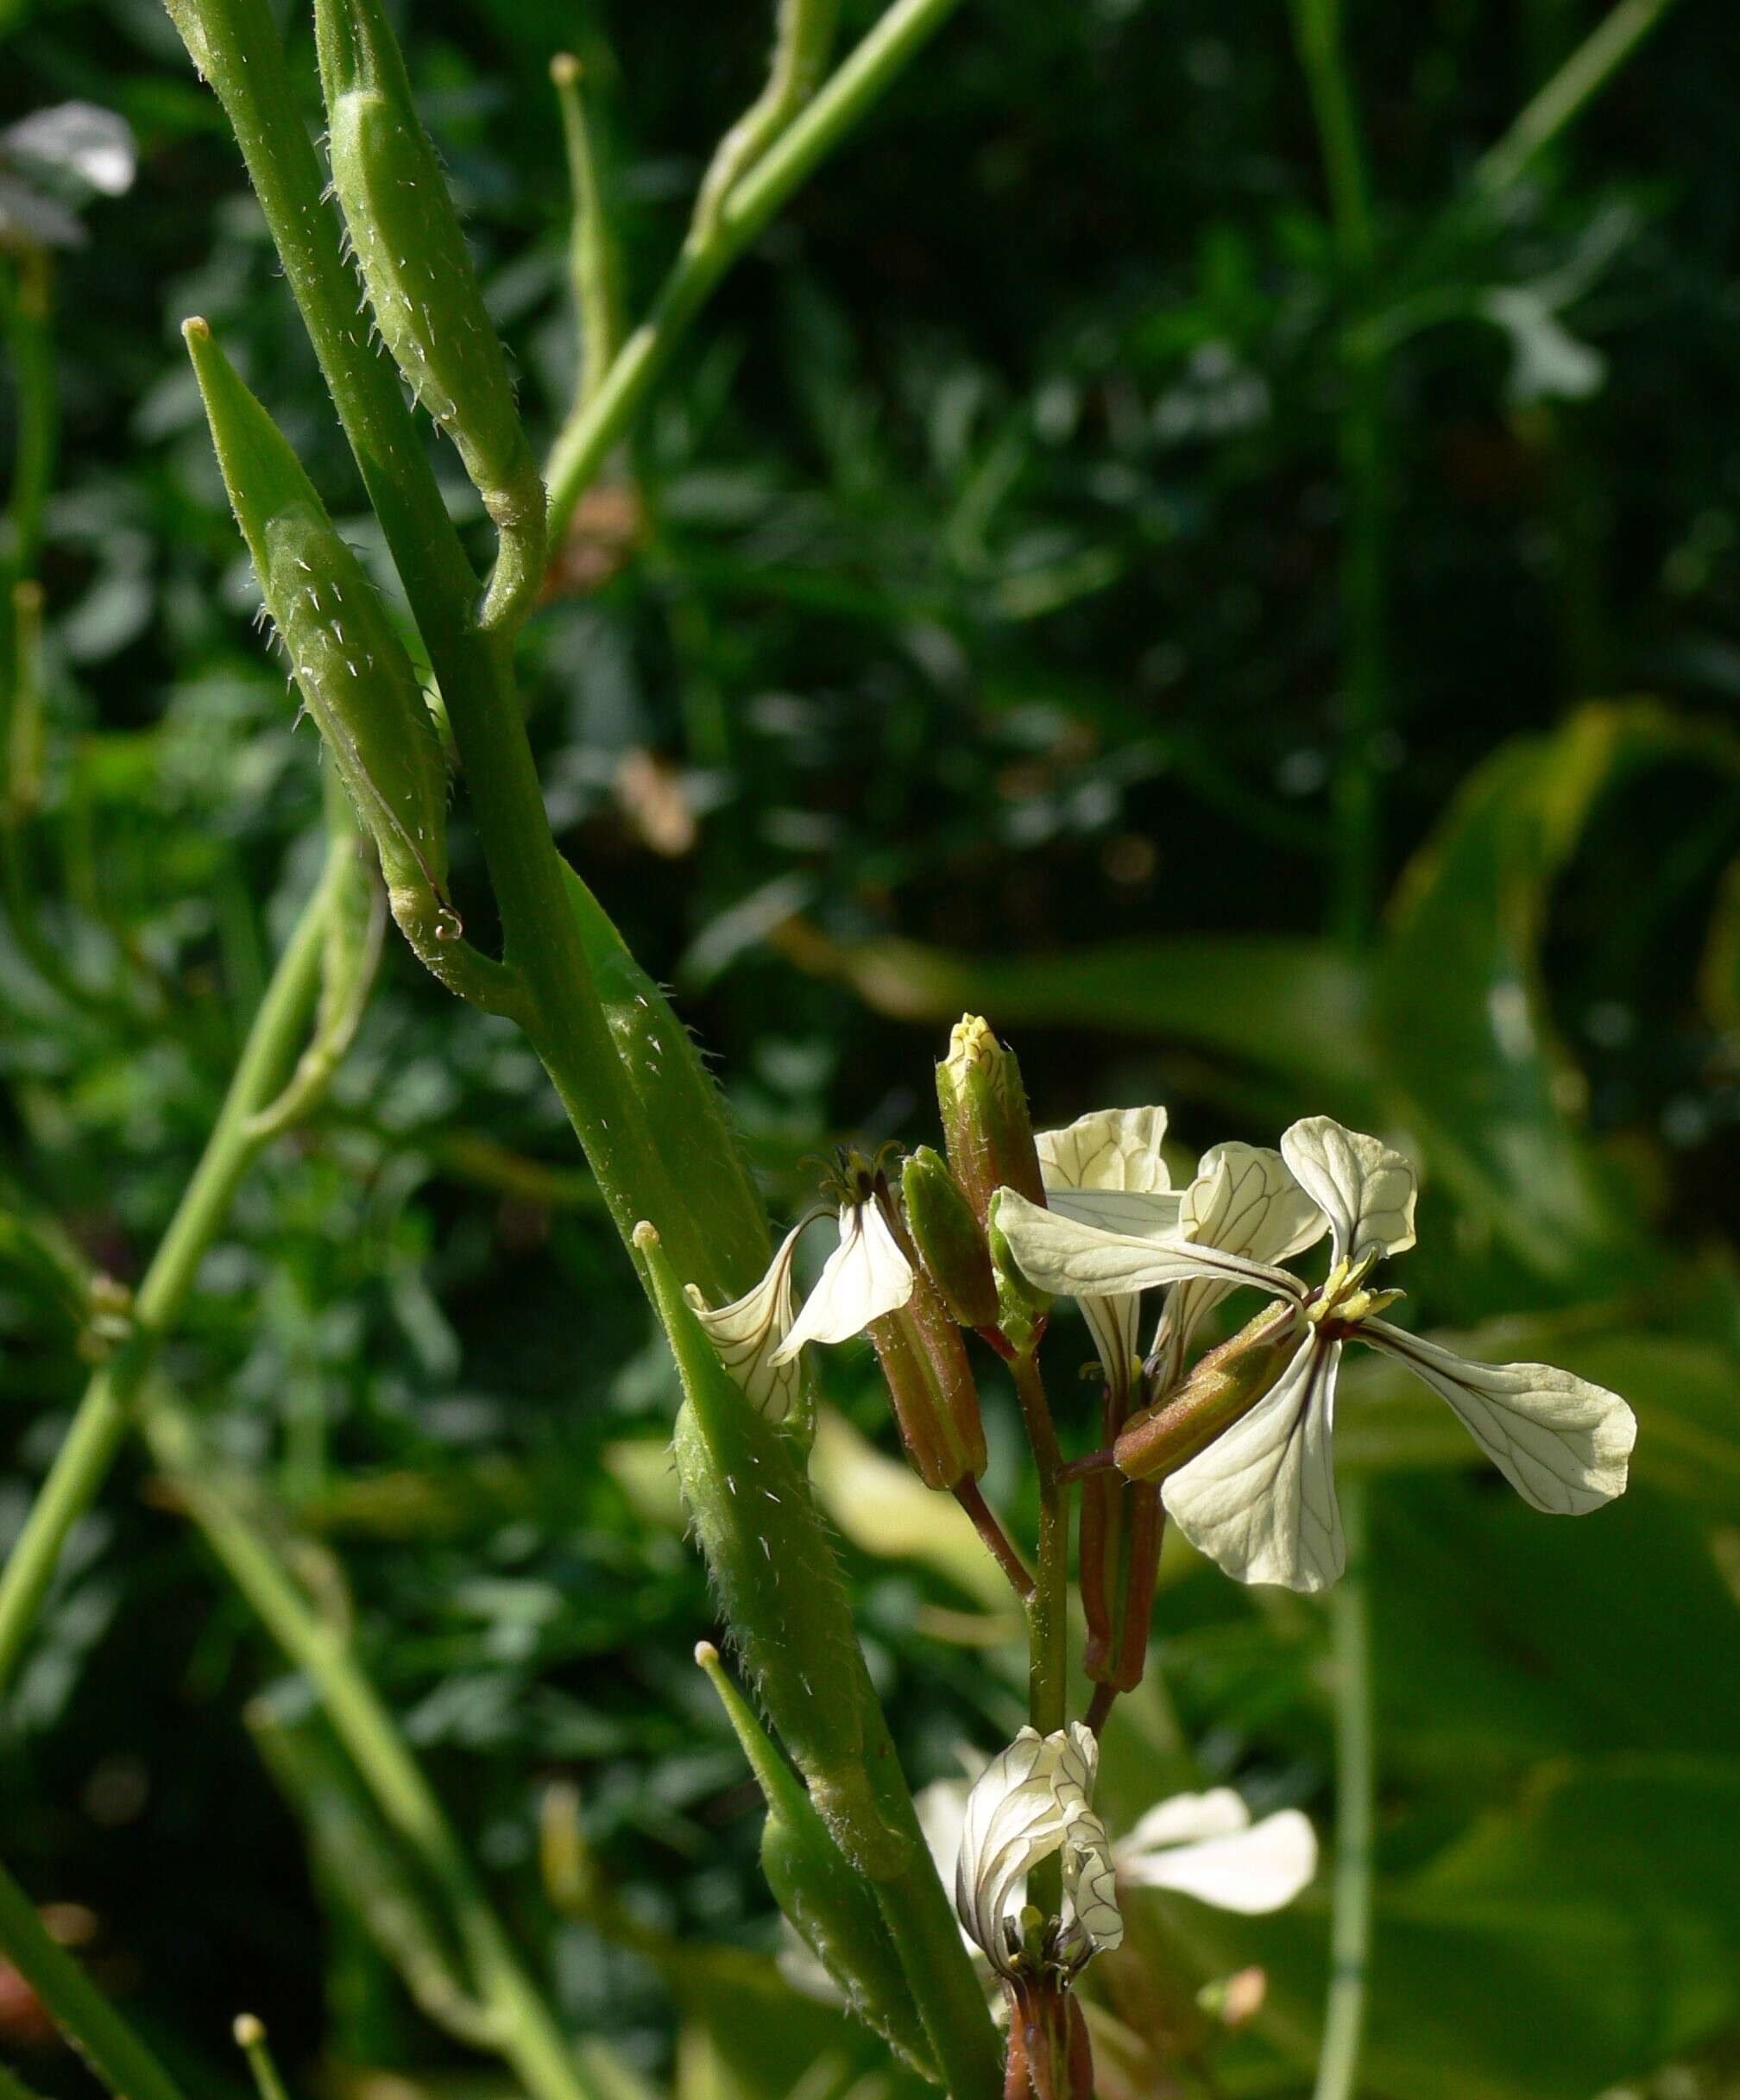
xmin=1011 ymin=1348 xmax=1069 ymax=1919
xmin=692 ymin=0 xmax=840 ymax=236
xmin=1314 ymin=1480 xmax=1373 ymax=2100
xmin=233 ymin=2015 xmax=293 ymax=2100
xmin=0 ymin=837 xmax=346 ymax=1696
xmin=955 ymin=1475 xmax=1035 ymax=1600
xmin=545 ymin=0 xmax=970 ymax=548
xmin=551 ymin=54 xmax=623 ymax=407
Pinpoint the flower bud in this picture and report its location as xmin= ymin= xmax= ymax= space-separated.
xmin=900 ymin=1146 xmax=997 ymax=1330
xmin=318 ymin=0 xmax=544 ymax=612
xmin=694 ymin=1643 xmax=936 ymax=2078
xmin=1114 ymin=1302 xmax=1298 ymax=1483
xmin=867 ymin=1195 xmax=987 ymax=1490
xmin=1078 ymin=1475 xmax=1163 ymax=1693
xmin=935 ymin=1015 xmax=1046 ymax=1227
xmin=636 ymin=1223 xmax=906 ymax=1879
xmin=182 ymin=318 xmax=449 ymax=926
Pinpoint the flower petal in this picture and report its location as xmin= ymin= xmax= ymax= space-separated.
xmin=1120 ymin=1788 xmax=1251 ymax=1853
xmin=1157 ymin=1145 xmax=1327 ymax=1371
xmin=770 ymin=1200 xmax=913 ymax=1362
xmin=1037 ymin=1107 xmax=1171 ymax=1196
xmin=955 ymin=1728 xmax=1073 ymax=1968
xmin=1361 ymin=1320 xmax=1636 ymax=1513
xmin=1062 ymin=1807 xmax=1125 ymax=1955
xmin=1279 ymin=1116 xmax=1416 ymax=1267
xmin=1121 ymin=1808 xmax=1317 ymax=1914
xmin=686 ymin=1220 xmax=805 ymax=1422
xmin=1162 ymin=1334 xmax=1346 ymax=1592
xmin=995 ymin=1190 xmax=1305 ymax=1305
xmin=2 ymin=103 xmax=136 ymax=194
xmin=1043 ymin=1185 xmax=1186 ymax=1239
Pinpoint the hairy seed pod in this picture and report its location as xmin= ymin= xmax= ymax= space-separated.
xmin=637 ymin=1224 xmax=907 ymax=1880
xmin=318 ymin=0 xmax=544 ymax=615
xmin=694 ymin=1643 xmax=936 ymax=2075
xmin=183 ymin=319 xmax=448 ymax=922
xmin=561 ymin=861 xmax=772 ymax=1314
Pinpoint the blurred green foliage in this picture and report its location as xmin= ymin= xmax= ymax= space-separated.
xmin=5 ymin=0 xmax=1740 ymax=2096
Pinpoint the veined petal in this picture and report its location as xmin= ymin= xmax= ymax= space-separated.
xmin=954 ymin=1728 xmax=1070 ymax=1968
xmin=1361 ymin=1320 xmax=1636 ymax=1513
xmin=770 ymin=1199 xmax=914 ymax=1363
xmin=1044 ymin=1184 xmax=1186 ymax=1239
xmin=686 ymin=1220 xmax=805 ymax=1422
xmin=1119 ymin=1807 xmax=1317 ymax=1914
xmin=1062 ymin=1807 xmax=1125 ymax=1955
xmin=1162 ymin=1333 xmax=1346 ymax=1592
xmin=1157 ymin=1145 xmax=1327 ymax=1370
xmin=1280 ymin=1116 xmax=1416 ymax=1267
xmin=1037 ymin=1107 xmax=1171 ymax=1196
xmin=996 ymin=1190 xmax=1306 ymax=1305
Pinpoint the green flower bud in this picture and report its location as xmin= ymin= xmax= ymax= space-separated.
xmin=1114 ymin=1302 xmax=1298 ymax=1483
xmin=695 ymin=1643 xmax=936 ymax=2077
xmin=637 ymin=1223 xmax=906 ymax=1879
xmin=935 ymin=1014 xmax=1047 ymax=1227
xmin=318 ymin=0 xmax=544 ymax=615
xmin=1078 ymin=1474 xmax=1163 ymax=1693
xmin=182 ymin=318 xmax=449 ymax=927
xmin=900 ymin=1146 xmax=998 ymax=1330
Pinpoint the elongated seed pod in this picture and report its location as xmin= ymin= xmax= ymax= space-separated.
xmin=902 ymin=1147 xmax=998 ymax=1331
xmin=637 ymin=1224 xmax=907 ymax=1880
xmin=1078 ymin=1473 xmax=1163 ymax=1693
xmin=561 ymin=861 xmax=771 ymax=1312
xmin=183 ymin=319 xmax=449 ymax=927
xmin=1114 ymin=1301 xmax=1298 ymax=1482
xmin=695 ymin=1644 xmax=936 ymax=2075
xmin=317 ymin=0 xmax=544 ymax=623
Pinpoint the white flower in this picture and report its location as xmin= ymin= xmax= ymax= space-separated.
xmin=953 ymin=1724 xmax=1124 ymax=1981
xmin=1114 ymin=1789 xmax=1316 ymax=1913
xmin=997 ymin=1114 xmax=1636 ymax=1593
xmin=1035 ymin=1107 xmax=1179 ymax=1404
xmin=684 ymin=1220 xmax=805 ymax=1424
xmin=687 ymin=1173 xmax=916 ymax=1416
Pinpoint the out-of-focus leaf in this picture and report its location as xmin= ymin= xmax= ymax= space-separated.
xmin=1374 ymin=704 xmax=1739 ymax=1295
xmin=773 ymin=921 xmax=1378 ymax=1107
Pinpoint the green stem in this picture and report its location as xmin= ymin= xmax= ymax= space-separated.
xmin=692 ymin=0 xmax=840 ymax=236
xmin=1313 ymin=1480 xmax=1372 ymax=2100
xmin=4 ymin=248 xmax=56 ymax=587
xmin=142 ymin=1390 xmax=605 ymax=2100
xmin=0 ymin=844 xmax=343 ymax=1694
xmin=545 ymin=0 xmax=969 ymax=546
xmin=1292 ymin=0 xmax=1387 ymax=950
xmin=0 ymin=1853 xmax=191 ymax=2100
xmin=551 ymin=55 xmax=623 ymax=407
xmin=1474 ymin=0 xmax=1681 ymax=196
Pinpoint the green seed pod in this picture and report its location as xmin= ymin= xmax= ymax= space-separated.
xmin=183 ymin=318 xmax=449 ymax=924
xmin=637 ymin=1223 xmax=906 ymax=1880
xmin=901 ymin=1147 xmax=998 ymax=1331
xmin=1115 ymin=1301 xmax=1298 ymax=1483
xmin=561 ymin=861 xmax=772 ymax=1315
xmin=864 ymin=1187 xmax=986 ymax=1491
xmin=935 ymin=1014 xmax=1047 ymax=1228
xmin=318 ymin=0 xmax=544 ymax=618
xmin=694 ymin=1643 xmax=936 ymax=2076
xmin=1079 ymin=1473 xmax=1163 ymax=1693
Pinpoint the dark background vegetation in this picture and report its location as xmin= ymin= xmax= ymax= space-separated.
xmin=5 ymin=0 xmax=1740 ymax=2095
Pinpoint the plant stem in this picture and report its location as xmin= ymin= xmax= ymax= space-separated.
xmin=0 ymin=845 xmax=343 ymax=1695
xmin=545 ymin=0 xmax=969 ymax=546
xmin=551 ymin=55 xmax=623 ymax=407
xmin=1474 ymin=0 xmax=1681 ymax=197
xmin=4 ymin=248 xmax=55 ymax=587
xmin=955 ymin=1476 xmax=1035 ymax=1600
xmin=1012 ymin=1349 xmax=1069 ymax=1920
xmin=1292 ymin=0 xmax=1387 ymax=950
xmin=0 ymin=1852 xmax=191 ymax=2100
xmin=1313 ymin=1480 xmax=1372 ymax=2100
xmin=142 ymin=1390 xmax=605 ymax=2100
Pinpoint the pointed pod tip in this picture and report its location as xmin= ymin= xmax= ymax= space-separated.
xmin=232 ymin=2015 xmax=266 ymax=2048
xmin=550 ymin=52 xmax=581 ymax=86
xmin=181 ymin=316 xmax=211 ymax=344
xmin=693 ymin=1639 xmax=720 ymax=1671
xmin=632 ymin=1220 xmax=660 ymax=1254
